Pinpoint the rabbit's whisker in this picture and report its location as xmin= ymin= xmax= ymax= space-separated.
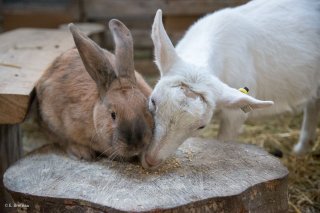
xmin=96 ymin=146 xmax=114 ymax=160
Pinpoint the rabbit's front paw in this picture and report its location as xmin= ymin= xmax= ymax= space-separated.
xmin=67 ymin=144 xmax=96 ymax=160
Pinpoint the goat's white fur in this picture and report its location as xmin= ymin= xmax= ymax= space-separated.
xmin=141 ymin=0 xmax=320 ymax=169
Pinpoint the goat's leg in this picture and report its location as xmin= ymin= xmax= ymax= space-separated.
xmin=217 ymin=109 xmax=248 ymax=141
xmin=294 ymin=97 xmax=320 ymax=155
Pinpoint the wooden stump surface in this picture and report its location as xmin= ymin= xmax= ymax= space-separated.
xmin=4 ymin=138 xmax=289 ymax=212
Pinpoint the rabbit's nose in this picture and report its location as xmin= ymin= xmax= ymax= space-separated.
xmin=120 ymin=118 xmax=146 ymax=146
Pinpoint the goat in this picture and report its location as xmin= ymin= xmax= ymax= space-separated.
xmin=141 ymin=0 xmax=320 ymax=169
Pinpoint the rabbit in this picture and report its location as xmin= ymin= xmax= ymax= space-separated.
xmin=36 ymin=19 xmax=154 ymax=161
xmin=142 ymin=0 xmax=320 ymax=169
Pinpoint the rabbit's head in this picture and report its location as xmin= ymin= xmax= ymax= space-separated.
xmin=69 ymin=20 xmax=153 ymax=159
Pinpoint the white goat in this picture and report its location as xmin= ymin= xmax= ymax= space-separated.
xmin=141 ymin=0 xmax=320 ymax=169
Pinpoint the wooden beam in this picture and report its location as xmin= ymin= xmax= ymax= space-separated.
xmin=2 ymin=0 xmax=80 ymax=30
xmin=83 ymin=0 xmax=249 ymax=19
xmin=59 ymin=22 xmax=105 ymax=47
xmin=0 ymin=124 xmax=21 ymax=213
xmin=164 ymin=15 xmax=200 ymax=32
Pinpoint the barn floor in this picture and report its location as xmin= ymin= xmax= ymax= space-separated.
xmin=22 ymin=75 xmax=320 ymax=213
xmin=202 ymin=114 xmax=320 ymax=213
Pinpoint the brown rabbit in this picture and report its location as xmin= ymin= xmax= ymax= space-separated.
xmin=36 ymin=20 xmax=154 ymax=160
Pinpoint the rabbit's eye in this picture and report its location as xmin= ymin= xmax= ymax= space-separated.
xmin=111 ymin=112 xmax=116 ymax=120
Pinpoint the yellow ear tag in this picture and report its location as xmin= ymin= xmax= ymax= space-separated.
xmin=238 ymin=87 xmax=252 ymax=113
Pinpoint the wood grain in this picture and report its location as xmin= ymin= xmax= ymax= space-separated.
xmin=4 ymin=138 xmax=289 ymax=212
xmin=0 ymin=27 xmax=104 ymax=124
xmin=2 ymin=0 xmax=80 ymax=30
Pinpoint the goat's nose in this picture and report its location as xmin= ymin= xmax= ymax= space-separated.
xmin=145 ymin=153 xmax=162 ymax=167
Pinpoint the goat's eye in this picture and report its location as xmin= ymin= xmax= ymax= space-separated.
xmin=151 ymin=98 xmax=156 ymax=107
xmin=197 ymin=125 xmax=205 ymax=130
xmin=111 ymin=112 xmax=116 ymax=120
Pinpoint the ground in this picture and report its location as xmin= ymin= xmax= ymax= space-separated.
xmin=201 ymin=114 xmax=320 ymax=213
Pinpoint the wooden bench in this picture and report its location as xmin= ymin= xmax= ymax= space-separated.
xmin=4 ymin=138 xmax=289 ymax=212
xmin=0 ymin=25 xmax=104 ymax=213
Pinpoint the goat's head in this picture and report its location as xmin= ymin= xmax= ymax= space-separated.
xmin=141 ymin=10 xmax=274 ymax=169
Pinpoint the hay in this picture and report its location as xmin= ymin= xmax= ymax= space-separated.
xmin=201 ymin=113 xmax=320 ymax=213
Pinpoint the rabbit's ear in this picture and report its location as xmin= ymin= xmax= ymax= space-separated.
xmin=151 ymin=9 xmax=178 ymax=76
xmin=109 ymin=19 xmax=136 ymax=83
xmin=69 ymin=23 xmax=116 ymax=96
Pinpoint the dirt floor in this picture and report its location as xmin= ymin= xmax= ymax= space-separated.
xmin=22 ymin=75 xmax=320 ymax=213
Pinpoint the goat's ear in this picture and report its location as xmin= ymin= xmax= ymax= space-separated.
xmin=151 ymin=9 xmax=178 ymax=76
xmin=69 ymin=23 xmax=116 ymax=97
xmin=217 ymin=86 xmax=274 ymax=110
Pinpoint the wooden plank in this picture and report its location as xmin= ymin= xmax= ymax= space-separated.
xmin=59 ymin=22 xmax=104 ymax=35
xmin=0 ymin=94 xmax=31 ymax=125
xmin=164 ymin=0 xmax=249 ymax=15
xmin=84 ymin=0 xmax=249 ymax=19
xmin=92 ymin=16 xmax=154 ymax=29
xmin=59 ymin=22 xmax=105 ymax=46
xmin=83 ymin=0 xmax=162 ymax=18
xmin=0 ymin=27 xmax=98 ymax=124
xmin=4 ymin=138 xmax=289 ymax=212
xmin=0 ymin=29 xmax=74 ymax=124
xmin=2 ymin=11 xmax=79 ymax=31
xmin=164 ymin=15 xmax=200 ymax=32
xmin=2 ymin=0 xmax=80 ymax=30
xmin=0 ymin=124 xmax=21 ymax=213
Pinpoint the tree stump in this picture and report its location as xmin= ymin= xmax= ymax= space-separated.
xmin=4 ymin=138 xmax=288 ymax=212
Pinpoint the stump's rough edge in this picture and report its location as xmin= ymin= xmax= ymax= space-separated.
xmin=6 ymin=175 xmax=288 ymax=213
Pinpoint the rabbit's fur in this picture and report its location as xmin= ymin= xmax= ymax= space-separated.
xmin=36 ymin=20 xmax=153 ymax=160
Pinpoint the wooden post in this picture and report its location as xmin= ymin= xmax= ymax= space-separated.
xmin=4 ymin=138 xmax=289 ymax=212
xmin=0 ymin=0 xmax=3 ymax=33
xmin=0 ymin=124 xmax=21 ymax=213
